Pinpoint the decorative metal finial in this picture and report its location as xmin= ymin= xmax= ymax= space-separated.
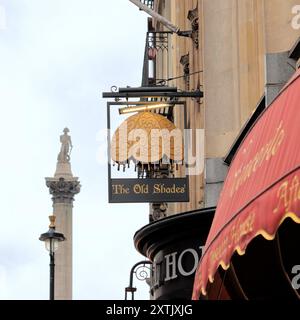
xmin=49 ymin=215 xmax=56 ymax=228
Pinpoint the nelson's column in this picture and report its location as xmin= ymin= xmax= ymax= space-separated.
xmin=45 ymin=128 xmax=81 ymax=300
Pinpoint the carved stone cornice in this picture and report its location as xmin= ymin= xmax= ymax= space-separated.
xmin=151 ymin=203 xmax=168 ymax=222
xmin=149 ymin=165 xmax=170 ymax=222
xmin=180 ymin=53 xmax=190 ymax=90
xmin=187 ymin=6 xmax=199 ymax=49
xmin=180 ymin=53 xmax=190 ymax=74
xmin=46 ymin=177 xmax=81 ymax=204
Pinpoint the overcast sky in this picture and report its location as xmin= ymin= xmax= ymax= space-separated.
xmin=0 ymin=0 xmax=151 ymax=299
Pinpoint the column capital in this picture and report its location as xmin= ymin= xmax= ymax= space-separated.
xmin=46 ymin=177 xmax=81 ymax=204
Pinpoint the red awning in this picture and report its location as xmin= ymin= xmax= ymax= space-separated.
xmin=192 ymin=69 xmax=300 ymax=299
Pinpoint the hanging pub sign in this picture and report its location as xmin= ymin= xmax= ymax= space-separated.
xmin=106 ymin=101 xmax=189 ymax=203
xmin=109 ymin=178 xmax=188 ymax=203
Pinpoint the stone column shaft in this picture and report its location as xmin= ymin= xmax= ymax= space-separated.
xmin=46 ymin=177 xmax=80 ymax=300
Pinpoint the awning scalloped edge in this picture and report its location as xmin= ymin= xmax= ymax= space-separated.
xmin=195 ymin=211 xmax=300 ymax=298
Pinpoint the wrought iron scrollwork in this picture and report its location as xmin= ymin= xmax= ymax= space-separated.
xmin=110 ymin=85 xmax=120 ymax=102
xmin=125 ymin=260 xmax=153 ymax=300
xmin=110 ymin=85 xmax=118 ymax=92
xmin=135 ymin=264 xmax=152 ymax=281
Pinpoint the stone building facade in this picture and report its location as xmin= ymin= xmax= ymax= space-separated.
xmin=148 ymin=0 xmax=300 ymax=216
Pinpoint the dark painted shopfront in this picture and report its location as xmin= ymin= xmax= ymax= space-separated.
xmin=134 ymin=208 xmax=214 ymax=300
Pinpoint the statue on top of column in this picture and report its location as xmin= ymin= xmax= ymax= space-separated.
xmin=57 ymin=128 xmax=73 ymax=163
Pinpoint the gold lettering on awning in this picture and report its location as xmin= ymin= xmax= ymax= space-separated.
xmin=230 ymin=122 xmax=284 ymax=197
